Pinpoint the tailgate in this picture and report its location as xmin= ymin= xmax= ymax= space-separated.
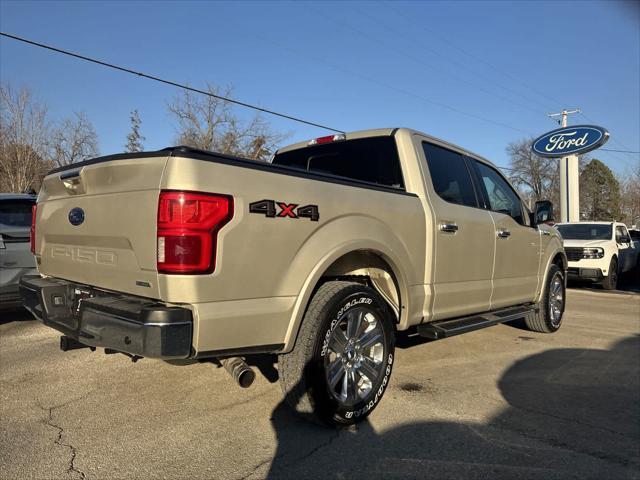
xmin=36 ymin=154 xmax=170 ymax=299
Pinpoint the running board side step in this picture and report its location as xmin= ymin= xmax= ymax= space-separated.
xmin=417 ymin=305 xmax=535 ymax=340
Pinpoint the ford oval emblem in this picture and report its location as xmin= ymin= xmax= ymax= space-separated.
xmin=68 ymin=207 xmax=85 ymax=226
xmin=531 ymin=125 xmax=609 ymax=158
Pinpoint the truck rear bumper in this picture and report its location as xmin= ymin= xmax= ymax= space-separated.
xmin=19 ymin=275 xmax=193 ymax=359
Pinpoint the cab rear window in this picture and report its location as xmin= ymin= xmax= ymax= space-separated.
xmin=272 ymin=137 xmax=404 ymax=189
xmin=0 ymin=199 xmax=35 ymax=227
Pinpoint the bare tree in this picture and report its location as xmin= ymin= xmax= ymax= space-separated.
xmin=506 ymin=138 xmax=592 ymax=210
xmin=0 ymin=84 xmax=52 ymax=192
xmin=167 ymin=83 xmax=287 ymax=160
xmin=125 ymin=109 xmax=145 ymax=153
xmin=506 ymin=138 xmax=559 ymax=205
xmin=619 ymin=165 xmax=640 ymax=227
xmin=52 ymin=111 xmax=99 ymax=167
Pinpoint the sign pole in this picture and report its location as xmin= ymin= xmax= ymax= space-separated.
xmin=547 ymin=109 xmax=581 ymax=222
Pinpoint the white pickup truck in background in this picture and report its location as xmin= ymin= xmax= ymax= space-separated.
xmin=556 ymin=222 xmax=640 ymax=290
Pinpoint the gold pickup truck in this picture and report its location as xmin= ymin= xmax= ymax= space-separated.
xmin=21 ymin=128 xmax=567 ymax=425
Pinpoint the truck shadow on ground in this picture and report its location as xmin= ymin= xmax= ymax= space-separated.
xmin=0 ymin=307 xmax=34 ymax=326
xmin=263 ymin=335 xmax=640 ymax=480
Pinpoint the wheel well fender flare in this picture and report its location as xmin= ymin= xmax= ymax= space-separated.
xmin=281 ymin=244 xmax=412 ymax=353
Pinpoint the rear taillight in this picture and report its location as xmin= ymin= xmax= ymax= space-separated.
xmin=30 ymin=204 xmax=37 ymax=254
xmin=157 ymin=191 xmax=233 ymax=274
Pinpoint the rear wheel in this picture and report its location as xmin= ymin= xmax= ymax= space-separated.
xmin=601 ymin=258 xmax=618 ymax=290
xmin=278 ymin=281 xmax=396 ymax=425
xmin=525 ymin=264 xmax=565 ymax=333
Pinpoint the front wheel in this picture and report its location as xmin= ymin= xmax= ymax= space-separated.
xmin=525 ymin=264 xmax=565 ymax=333
xmin=601 ymin=258 xmax=618 ymax=290
xmin=278 ymin=281 xmax=396 ymax=425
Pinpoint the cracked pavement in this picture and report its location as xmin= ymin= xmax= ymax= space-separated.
xmin=1 ymin=288 xmax=639 ymax=479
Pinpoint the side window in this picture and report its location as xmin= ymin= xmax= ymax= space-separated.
xmin=422 ymin=142 xmax=477 ymax=207
xmin=616 ymin=226 xmax=628 ymax=243
xmin=474 ymin=161 xmax=524 ymax=225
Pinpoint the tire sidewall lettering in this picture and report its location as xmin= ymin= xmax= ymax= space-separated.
xmin=340 ymin=352 xmax=394 ymax=420
xmin=320 ymin=296 xmax=373 ymax=357
xmin=313 ymin=287 xmax=395 ymax=424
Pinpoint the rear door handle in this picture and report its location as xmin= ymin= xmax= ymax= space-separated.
xmin=497 ymin=229 xmax=511 ymax=238
xmin=440 ymin=223 xmax=459 ymax=233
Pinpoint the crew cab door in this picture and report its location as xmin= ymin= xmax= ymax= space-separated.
xmin=615 ymin=225 xmax=634 ymax=272
xmin=421 ymin=142 xmax=495 ymax=320
xmin=470 ymin=160 xmax=541 ymax=308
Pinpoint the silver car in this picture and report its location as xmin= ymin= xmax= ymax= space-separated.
xmin=1 ymin=193 xmax=37 ymax=310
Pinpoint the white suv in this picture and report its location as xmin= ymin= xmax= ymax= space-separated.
xmin=556 ymin=221 xmax=639 ymax=290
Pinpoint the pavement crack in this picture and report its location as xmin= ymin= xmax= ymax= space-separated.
xmin=234 ymin=456 xmax=273 ymax=480
xmin=290 ymin=428 xmax=342 ymax=464
xmin=493 ymin=419 xmax=636 ymax=469
xmin=510 ymin=401 xmax=638 ymax=440
xmin=39 ymin=391 xmax=94 ymax=480
xmin=237 ymin=427 xmax=342 ymax=479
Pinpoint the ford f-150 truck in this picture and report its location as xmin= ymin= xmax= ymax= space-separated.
xmin=21 ymin=128 xmax=567 ymax=425
xmin=556 ymin=221 xmax=639 ymax=290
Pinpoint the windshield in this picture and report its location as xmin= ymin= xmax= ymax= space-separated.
xmin=0 ymin=199 xmax=34 ymax=227
xmin=556 ymin=223 xmax=612 ymax=240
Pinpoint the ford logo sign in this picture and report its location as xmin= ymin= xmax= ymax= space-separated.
xmin=532 ymin=125 xmax=609 ymax=158
xmin=68 ymin=207 xmax=85 ymax=226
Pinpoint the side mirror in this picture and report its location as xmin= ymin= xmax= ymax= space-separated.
xmin=534 ymin=200 xmax=554 ymax=226
xmin=618 ymin=235 xmax=630 ymax=244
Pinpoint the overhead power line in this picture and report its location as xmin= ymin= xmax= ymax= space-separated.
xmin=0 ymin=31 xmax=344 ymax=134
xmin=600 ymin=149 xmax=640 ymax=154
xmin=256 ymin=32 xmax=532 ymax=135
xmin=312 ymin=5 xmax=547 ymax=117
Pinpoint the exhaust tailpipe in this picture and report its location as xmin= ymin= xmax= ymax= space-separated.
xmin=221 ymin=357 xmax=255 ymax=388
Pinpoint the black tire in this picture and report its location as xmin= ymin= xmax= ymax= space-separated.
xmin=601 ymin=257 xmax=618 ymax=290
xmin=525 ymin=264 xmax=565 ymax=333
xmin=278 ymin=281 xmax=396 ymax=425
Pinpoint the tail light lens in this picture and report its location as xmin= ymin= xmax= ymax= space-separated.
xmin=157 ymin=191 xmax=233 ymax=274
xmin=308 ymin=134 xmax=346 ymax=146
xmin=30 ymin=204 xmax=37 ymax=254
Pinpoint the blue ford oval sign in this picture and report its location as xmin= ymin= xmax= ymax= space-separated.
xmin=532 ymin=125 xmax=609 ymax=158
xmin=68 ymin=207 xmax=85 ymax=226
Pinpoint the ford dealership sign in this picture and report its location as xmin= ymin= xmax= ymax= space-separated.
xmin=532 ymin=125 xmax=609 ymax=157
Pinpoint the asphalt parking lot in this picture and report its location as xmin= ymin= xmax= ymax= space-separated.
xmin=1 ymin=287 xmax=639 ymax=480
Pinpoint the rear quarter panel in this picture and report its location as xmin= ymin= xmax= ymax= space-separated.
xmin=160 ymin=154 xmax=426 ymax=353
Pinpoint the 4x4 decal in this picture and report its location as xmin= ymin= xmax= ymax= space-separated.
xmin=249 ymin=199 xmax=319 ymax=221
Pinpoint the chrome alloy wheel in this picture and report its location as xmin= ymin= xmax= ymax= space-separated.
xmin=323 ymin=307 xmax=386 ymax=406
xmin=549 ymin=273 xmax=564 ymax=326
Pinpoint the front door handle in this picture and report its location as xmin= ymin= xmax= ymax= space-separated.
xmin=440 ymin=223 xmax=459 ymax=233
xmin=497 ymin=229 xmax=511 ymax=238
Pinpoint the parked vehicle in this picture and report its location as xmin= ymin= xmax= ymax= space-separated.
xmin=0 ymin=193 xmax=37 ymax=310
xmin=20 ymin=128 xmax=567 ymax=425
xmin=556 ymin=221 xmax=640 ymax=290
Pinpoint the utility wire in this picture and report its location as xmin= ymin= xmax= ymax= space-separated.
xmin=385 ymin=5 xmax=561 ymax=112
xmin=255 ymin=32 xmax=532 ymax=136
xmin=311 ymin=5 xmax=547 ymax=117
xmin=600 ymin=149 xmax=640 ymax=154
xmin=0 ymin=31 xmax=344 ymax=134
xmin=578 ymin=112 xmax=639 ymax=168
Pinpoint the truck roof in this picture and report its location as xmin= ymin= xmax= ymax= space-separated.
xmin=556 ymin=221 xmax=627 ymax=227
xmin=0 ymin=193 xmax=37 ymax=201
xmin=276 ymin=127 xmax=500 ymax=170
